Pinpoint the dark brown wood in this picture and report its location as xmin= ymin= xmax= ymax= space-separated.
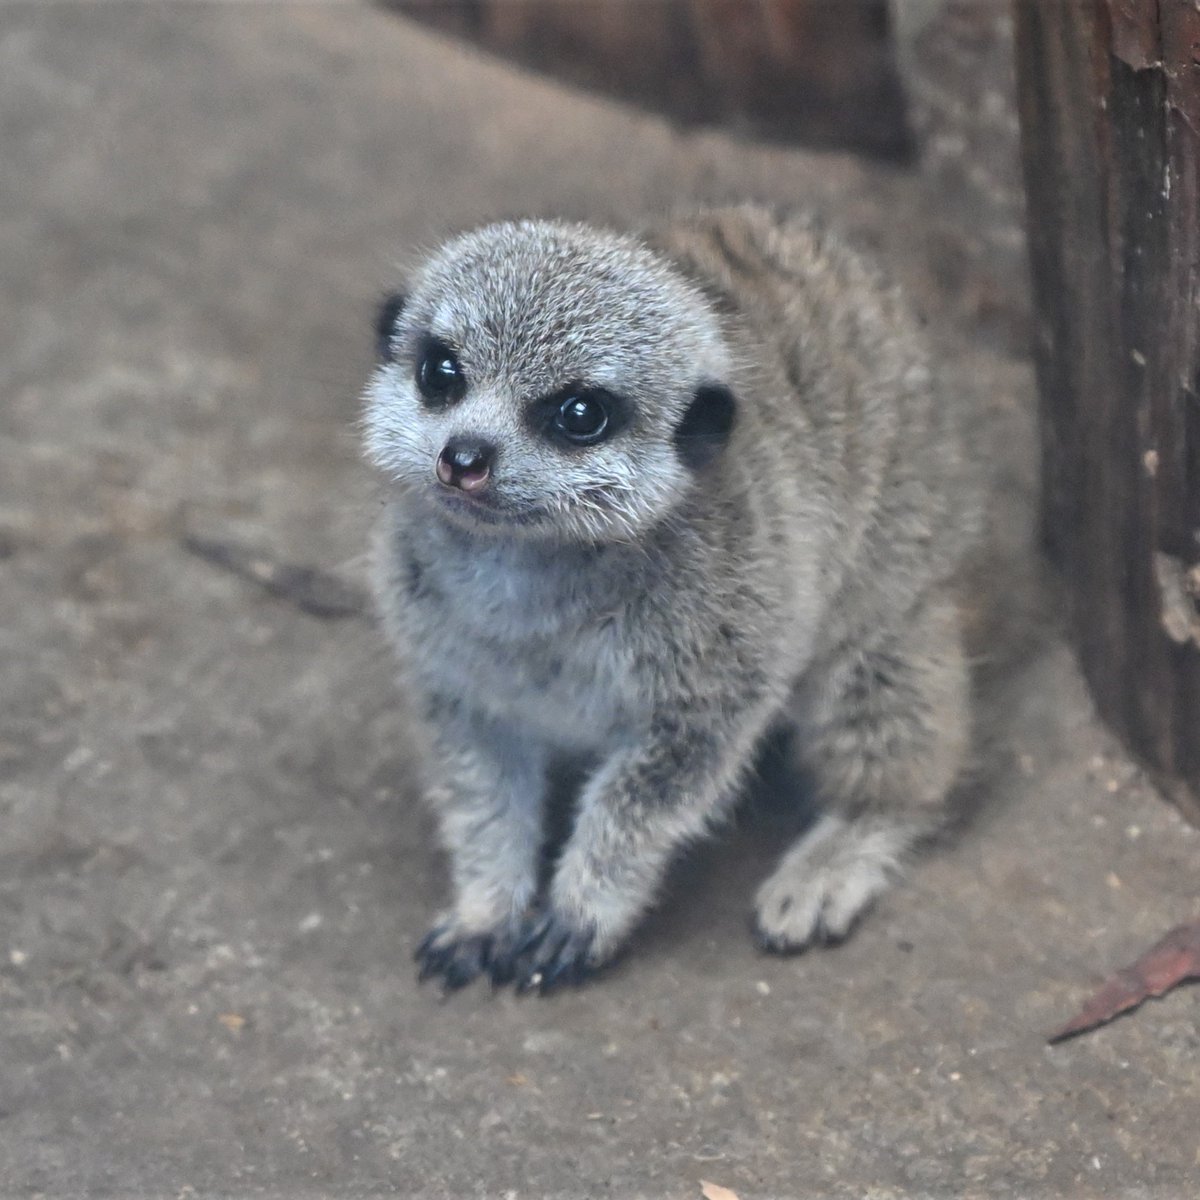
xmin=1014 ymin=0 xmax=1200 ymax=824
xmin=382 ymin=0 xmax=913 ymax=160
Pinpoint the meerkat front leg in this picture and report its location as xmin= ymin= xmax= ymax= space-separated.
xmin=754 ymin=592 xmax=970 ymax=951
xmin=414 ymin=704 xmax=548 ymax=991
xmin=507 ymin=703 xmax=774 ymax=993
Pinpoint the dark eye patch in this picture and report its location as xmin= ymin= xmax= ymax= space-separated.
xmin=528 ymin=383 xmax=632 ymax=449
xmin=673 ymin=383 xmax=737 ymax=470
xmin=374 ymin=291 xmax=407 ymax=362
xmin=414 ymin=334 xmax=467 ymax=407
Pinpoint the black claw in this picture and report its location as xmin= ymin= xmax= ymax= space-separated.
xmin=420 ymin=911 xmax=601 ymax=995
xmin=415 ymin=925 xmax=511 ymax=992
xmin=537 ymin=946 xmax=578 ymax=993
xmin=417 ymin=945 xmax=448 ymax=982
xmin=815 ymin=924 xmax=849 ymax=948
xmin=487 ymin=955 xmax=517 ymax=987
xmin=509 ymin=912 xmax=597 ymax=996
xmin=750 ymin=904 xmax=862 ymax=956
xmin=511 ymin=913 xmax=553 ymax=959
xmin=414 ymin=925 xmax=445 ymax=963
xmin=441 ymin=947 xmax=485 ymax=991
xmin=750 ymin=915 xmax=809 ymax=957
xmin=484 ymin=918 xmax=538 ymax=987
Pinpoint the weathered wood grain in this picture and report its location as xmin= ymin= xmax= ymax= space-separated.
xmin=1015 ymin=0 xmax=1200 ymax=823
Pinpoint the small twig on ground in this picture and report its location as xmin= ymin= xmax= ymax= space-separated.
xmin=1048 ymin=920 xmax=1200 ymax=1043
xmin=182 ymin=533 xmax=369 ymax=620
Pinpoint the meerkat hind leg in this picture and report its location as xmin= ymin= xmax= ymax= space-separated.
xmin=754 ymin=594 xmax=969 ymax=952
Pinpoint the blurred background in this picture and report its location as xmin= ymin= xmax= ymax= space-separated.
xmin=2 ymin=2 xmax=1198 ymax=1196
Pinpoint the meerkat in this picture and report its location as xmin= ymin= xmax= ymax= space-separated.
xmin=363 ymin=204 xmax=978 ymax=994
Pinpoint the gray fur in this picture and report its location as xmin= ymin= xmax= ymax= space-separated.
xmin=363 ymin=205 xmax=979 ymax=992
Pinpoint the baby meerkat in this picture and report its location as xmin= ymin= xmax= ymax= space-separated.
xmin=364 ymin=205 xmax=978 ymax=994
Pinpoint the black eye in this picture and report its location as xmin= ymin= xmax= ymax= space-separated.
xmin=553 ymin=391 xmax=610 ymax=444
xmin=415 ymin=338 xmax=466 ymax=406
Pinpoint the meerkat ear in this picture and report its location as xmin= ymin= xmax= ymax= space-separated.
xmin=374 ymin=290 xmax=408 ymax=362
xmin=673 ymin=382 xmax=737 ymax=470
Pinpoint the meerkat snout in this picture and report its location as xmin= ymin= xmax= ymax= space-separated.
xmin=435 ymin=437 xmax=494 ymax=493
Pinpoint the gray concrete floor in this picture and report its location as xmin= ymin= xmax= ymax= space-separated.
xmin=2 ymin=4 xmax=1198 ymax=1197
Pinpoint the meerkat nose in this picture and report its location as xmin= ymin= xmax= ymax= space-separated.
xmin=436 ymin=437 xmax=494 ymax=494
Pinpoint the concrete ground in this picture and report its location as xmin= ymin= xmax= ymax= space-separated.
xmin=2 ymin=4 xmax=1198 ymax=1197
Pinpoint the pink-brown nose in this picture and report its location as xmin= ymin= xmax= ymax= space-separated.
xmin=436 ymin=438 xmax=494 ymax=494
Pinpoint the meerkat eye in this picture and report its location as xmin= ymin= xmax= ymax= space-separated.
xmin=415 ymin=338 xmax=466 ymax=406
xmin=553 ymin=390 xmax=611 ymax=444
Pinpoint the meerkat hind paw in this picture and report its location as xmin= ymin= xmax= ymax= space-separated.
xmin=752 ymin=815 xmax=906 ymax=954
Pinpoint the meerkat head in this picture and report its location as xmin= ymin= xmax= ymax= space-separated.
xmin=364 ymin=220 xmax=737 ymax=544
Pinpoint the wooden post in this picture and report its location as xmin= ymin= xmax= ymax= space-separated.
xmin=1014 ymin=1 xmax=1200 ymax=823
xmin=382 ymin=0 xmax=913 ymax=160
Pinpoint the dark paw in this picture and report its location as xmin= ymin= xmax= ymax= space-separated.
xmin=503 ymin=910 xmax=598 ymax=995
xmin=414 ymin=920 xmax=523 ymax=993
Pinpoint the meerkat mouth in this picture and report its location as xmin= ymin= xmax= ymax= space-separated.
xmin=432 ymin=487 xmax=549 ymax=530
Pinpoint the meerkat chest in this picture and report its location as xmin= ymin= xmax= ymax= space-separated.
xmin=402 ymin=535 xmax=647 ymax=748
xmin=480 ymin=626 xmax=641 ymax=748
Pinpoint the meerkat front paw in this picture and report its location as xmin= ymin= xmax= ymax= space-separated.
xmin=506 ymin=909 xmax=600 ymax=995
xmin=414 ymin=911 xmax=528 ymax=992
